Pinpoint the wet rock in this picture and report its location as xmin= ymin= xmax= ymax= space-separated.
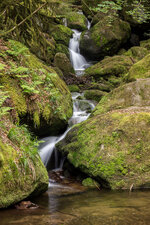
xmin=15 ymin=201 xmax=39 ymax=210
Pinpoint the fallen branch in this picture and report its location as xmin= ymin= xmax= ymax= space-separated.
xmin=0 ymin=2 xmax=47 ymax=37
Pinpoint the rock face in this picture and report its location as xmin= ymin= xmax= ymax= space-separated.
xmin=80 ymin=16 xmax=131 ymax=60
xmin=57 ymin=79 xmax=150 ymax=189
xmin=0 ymin=119 xmax=48 ymax=208
xmin=0 ymin=40 xmax=73 ymax=137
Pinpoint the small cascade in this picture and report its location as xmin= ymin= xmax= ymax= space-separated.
xmin=69 ymin=29 xmax=91 ymax=75
xmin=39 ymin=93 xmax=94 ymax=168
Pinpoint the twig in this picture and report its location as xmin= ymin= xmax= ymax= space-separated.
xmin=0 ymin=2 xmax=47 ymax=37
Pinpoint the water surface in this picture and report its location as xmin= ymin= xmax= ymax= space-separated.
xmin=1 ymin=188 xmax=150 ymax=225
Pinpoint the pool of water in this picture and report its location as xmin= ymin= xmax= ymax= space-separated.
xmin=1 ymin=187 xmax=150 ymax=225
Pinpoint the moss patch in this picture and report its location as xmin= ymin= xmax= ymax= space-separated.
xmin=0 ymin=119 xmax=48 ymax=208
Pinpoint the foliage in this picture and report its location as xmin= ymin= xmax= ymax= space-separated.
xmin=0 ymin=88 xmax=12 ymax=119
xmin=92 ymin=0 xmax=150 ymax=23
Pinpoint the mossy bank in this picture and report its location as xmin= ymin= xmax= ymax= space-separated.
xmin=0 ymin=39 xmax=73 ymax=136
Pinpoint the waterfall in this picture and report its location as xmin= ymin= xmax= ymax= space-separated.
xmin=39 ymin=93 xmax=94 ymax=168
xmin=69 ymin=29 xmax=91 ymax=75
xmin=39 ymin=15 xmax=94 ymax=180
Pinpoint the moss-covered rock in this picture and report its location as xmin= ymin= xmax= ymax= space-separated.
xmin=66 ymin=12 xmax=87 ymax=31
xmin=140 ymin=39 xmax=150 ymax=51
xmin=0 ymin=119 xmax=48 ymax=208
xmin=84 ymin=55 xmax=133 ymax=83
xmin=55 ymin=44 xmax=70 ymax=57
xmin=50 ymin=24 xmax=73 ymax=46
xmin=128 ymin=54 xmax=150 ymax=80
xmin=68 ymin=85 xmax=80 ymax=92
xmin=84 ymin=89 xmax=106 ymax=102
xmin=0 ymin=40 xmax=73 ymax=136
xmin=124 ymin=46 xmax=149 ymax=62
xmin=57 ymin=79 xmax=150 ymax=189
xmin=54 ymin=53 xmax=75 ymax=78
xmin=80 ymin=16 xmax=131 ymax=60
xmin=93 ymin=79 xmax=150 ymax=116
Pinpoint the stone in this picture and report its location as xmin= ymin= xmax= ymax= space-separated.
xmin=80 ymin=16 xmax=131 ymax=60
xmin=57 ymin=79 xmax=150 ymax=189
xmin=67 ymin=12 xmax=87 ymax=31
xmin=54 ymin=53 xmax=75 ymax=78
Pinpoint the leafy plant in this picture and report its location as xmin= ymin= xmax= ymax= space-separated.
xmin=91 ymin=0 xmax=150 ymax=24
xmin=0 ymin=88 xmax=12 ymax=118
xmin=6 ymin=40 xmax=28 ymax=57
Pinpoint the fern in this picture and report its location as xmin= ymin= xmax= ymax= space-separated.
xmin=0 ymin=88 xmax=12 ymax=118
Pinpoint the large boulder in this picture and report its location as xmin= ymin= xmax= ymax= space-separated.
xmin=57 ymin=79 xmax=150 ymax=189
xmin=84 ymin=55 xmax=133 ymax=89
xmin=80 ymin=16 xmax=131 ymax=60
xmin=0 ymin=119 xmax=48 ymax=208
xmin=84 ymin=55 xmax=133 ymax=80
xmin=66 ymin=12 xmax=87 ymax=31
xmin=0 ymin=40 xmax=73 ymax=137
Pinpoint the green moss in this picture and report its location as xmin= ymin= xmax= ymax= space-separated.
xmin=82 ymin=177 xmax=99 ymax=187
xmin=0 ymin=122 xmax=49 ymax=208
xmin=33 ymin=111 xmax=40 ymax=127
xmin=84 ymin=89 xmax=106 ymax=102
xmin=84 ymin=55 xmax=133 ymax=80
xmin=68 ymin=85 xmax=80 ymax=92
xmin=0 ymin=39 xmax=73 ymax=136
xmin=80 ymin=16 xmax=131 ymax=60
xmin=124 ymin=46 xmax=149 ymax=62
xmin=51 ymin=25 xmax=73 ymax=46
xmin=67 ymin=12 xmax=87 ymax=31
xmin=58 ymin=79 xmax=150 ymax=189
xmin=128 ymin=54 xmax=150 ymax=80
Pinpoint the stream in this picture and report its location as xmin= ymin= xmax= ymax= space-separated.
xmin=1 ymin=190 xmax=150 ymax=225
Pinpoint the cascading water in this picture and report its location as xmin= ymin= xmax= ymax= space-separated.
xmin=39 ymin=16 xmax=94 ymax=183
xmin=39 ymin=93 xmax=94 ymax=168
xmin=69 ymin=29 xmax=91 ymax=75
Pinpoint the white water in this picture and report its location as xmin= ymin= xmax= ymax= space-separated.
xmin=39 ymin=16 xmax=94 ymax=184
xmin=69 ymin=29 xmax=91 ymax=75
xmin=39 ymin=93 xmax=94 ymax=167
